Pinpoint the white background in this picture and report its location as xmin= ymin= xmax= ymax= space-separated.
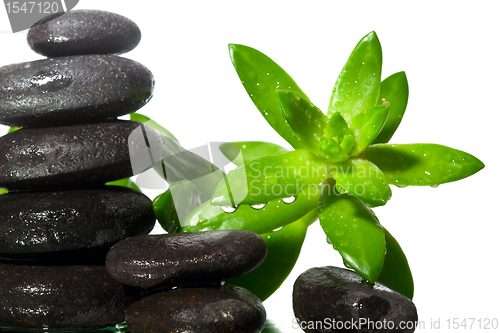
xmin=1 ymin=1 xmax=499 ymax=332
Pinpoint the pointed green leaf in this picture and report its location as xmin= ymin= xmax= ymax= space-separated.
xmin=349 ymin=105 xmax=389 ymax=156
xmin=227 ymin=209 xmax=316 ymax=301
xmin=106 ymin=178 xmax=141 ymax=192
xmin=229 ymin=44 xmax=308 ymax=149
xmin=219 ymin=141 xmax=289 ymax=166
xmin=153 ymin=135 xmax=224 ymax=196
xmin=330 ymin=158 xmax=391 ymax=207
xmin=318 ymin=179 xmax=385 ymax=283
xmin=365 ymin=144 xmax=485 ymax=186
xmin=153 ymin=180 xmax=211 ymax=233
xmin=377 ymin=227 xmax=414 ymax=300
xmin=211 ymin=149 xmax=329 ymax=206
xmin=8 ymin=127 xmax=20 ymax=133
xmin=328 ymin=31 xmax=383 ymax=123
xmin=324 ymin=112 xmax=350 ymax=141
xmin=130 ymin=113 xmax=179 ymax=143
xmin=0 ymin=189 xmax=6 ymax=194
xmin=129 ymin=113 xmax=222 ymax=195
xmin=372 ymin=72 xmax=409 ymax=144
xmin=182 ymin=185 xmax=321 ymax=235
xmin=276 ymin=90 xmax=327 ymax=154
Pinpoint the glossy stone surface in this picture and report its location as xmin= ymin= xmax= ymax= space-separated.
xmin=0 ymin=120 xmax=163 ymax=190
xmin=0 ymin=187 xmax=155 ymax=257
xmin=28 ymin=10 xmax=141 ymax=57
xmin=0 ymin=263 xmax=142 ymax=331
xmin=126 ymin=285 xmax=266 ymax=333
xmin=106 ymin=230 xmax=267 ymax=288
xmin=0 ymin=55 xmax=153 ymax=127
xmin=293 ymin=266 xmax=418 ymax=333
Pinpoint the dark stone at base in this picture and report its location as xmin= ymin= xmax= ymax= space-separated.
xmin=0 ymin=55 xmax=153 ymax=127
xmin=293 ymin=266 xmax=418 ymax=333
xmin=0 ymin=187 xmax=155 ymax=256
xmin=0 ymin=263 xmax=143 ymax=331
xmin=106 ymin=230 xmax=267 ymax=288
xmin=28 ymin=10 xmax=141 ymax=57
xmin=126 ymin=285 xmax=266 ymax=333
xmin=0 ymin=120 xmax=163 ymax=190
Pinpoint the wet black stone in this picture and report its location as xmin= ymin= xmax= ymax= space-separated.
xmin=0 ymin=263 xmax=143 ymax=331
xmin=293 ymin=266 xmax=418 ymax=333
xmin=0 ymin=55 xmax=153 ymax=127
xmin=0 ymin=120 xmax=163 ymax=190
xmin=126 ymin=285 xmax=266 ymax=333
xmin=0 ymin=187 xmax=155 ymax=257
xmin=106 ymin=230 xmax=267 ymax=288
xmin=28 ymin=10 xmax=141 ymax=57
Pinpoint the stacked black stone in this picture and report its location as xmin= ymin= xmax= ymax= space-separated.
xmin=105 ymin=231 xmax=268 ymax=333
xmin=0 ymin=10 xmax=159 ymax=331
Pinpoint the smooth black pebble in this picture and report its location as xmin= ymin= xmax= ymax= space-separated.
xmin=0 ymin=187 xmax=155 ymax=257
xmin=27 ymin=10 xmax=141 ymax=57
xmin=106 ymin=230 xmax=267 ymax=289
xmin=0 ymin=120 xmax=163 ymax=190
xmin=126 ymin=285 xmax=266 ymax=333
xmin=0 ymin=55 xmax=153 ymax=127
xmin=293 ymin=266 xmax=418 ymax=333
xmin=0 ymin=263 xmax=142 ymax=331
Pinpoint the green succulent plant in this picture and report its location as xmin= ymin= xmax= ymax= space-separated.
xmin=152 ymin=31 xmax=484 ymax=300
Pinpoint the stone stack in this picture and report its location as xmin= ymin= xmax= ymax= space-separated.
xmin=105 ymin=231 xmax=268 ymax=333
xmin=0 ymin=10 xmax=158 ymax=331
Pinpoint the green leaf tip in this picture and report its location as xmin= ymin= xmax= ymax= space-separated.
xmin=229 ymin=43 xmax=309 ymax=149
xmin=372 ymin=71 xmax=409 ymax=144
xmin=276 ymin=90 xmax=327 ymax=154
xmin=328 ymin=31 xmax=383 ymax=124
xmin=366 ymin=144 xmax=484 ymax=187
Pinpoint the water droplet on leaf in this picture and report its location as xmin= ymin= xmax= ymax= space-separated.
xmin=251 ymin=203 xmax=266 ymax=210
xmin=282 ymin=195 xmax=297 ymax=204
xmin=339 ymin=240 xmax=350 ymax=247
xmin=221 ymin=206 xmax=237 ymax=213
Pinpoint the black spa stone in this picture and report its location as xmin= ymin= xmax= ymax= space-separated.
xmin=0 ymin=263 xmax=142 ymax=331
xmin=0 ymin=120 xmax=163 ymax=190
xmin=126 ymin=285 xmax=266 ymax=333
xmin=106 ymin=230 xmax=267 ymax=289
xmin=0 ymin=55 xmax=153 ymax=127
xmin=293 ymin=266 xmax=418 ymax=333
xmin=27 ymin=10 xmax=141 ymax=57
xmin=0 ymin=187 xmax=155 ymax=257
